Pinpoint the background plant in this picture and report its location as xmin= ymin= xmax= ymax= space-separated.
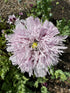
xmin=57 ymin=19 xmax=70 ymax=36
xmin=27 ymin=0 xmax=54 ymax=21
xmin=50 ymin=68 xmax=70 ymax=81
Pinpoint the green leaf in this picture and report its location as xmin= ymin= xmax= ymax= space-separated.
xmin=55 ymin=70 xmax=68 ymax=81
xmin=41 ymin=86 xmax=50 ymax=93
xmin=60 ymin=74 xmax=67 ymax=81
xmin=22 ymin=75 xmax=29 ymax=81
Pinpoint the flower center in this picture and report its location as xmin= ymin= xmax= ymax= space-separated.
xmin=32 ymin=42 xmax=38 ymax=49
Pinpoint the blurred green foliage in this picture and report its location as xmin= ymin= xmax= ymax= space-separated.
xmin=41 ymin=86 xmax=50 ymax=93
xmin=27 ymin=0 xmax=54 ymax=21
xmin=57 ymin=19 xmax=70 ymax=36
xmin=50 ymin=68 xmax=70 ymax=81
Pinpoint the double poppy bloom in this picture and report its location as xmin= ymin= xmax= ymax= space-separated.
xmin=6 ymin=16 xmax=67 ymax=77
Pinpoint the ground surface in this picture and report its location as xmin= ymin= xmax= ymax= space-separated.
xmin=51 ymin=0 xmax=70 ymax=20
xmin=0 ymin=0 xmax=36 ymax=19
xmin=0 ymin=0 xmax=70 ymax=93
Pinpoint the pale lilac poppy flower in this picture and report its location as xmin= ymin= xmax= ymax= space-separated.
xmin=7 ymin=14 xmax=19 ymax=24
xmin=6 ymin=16 xmax=67 ymax=77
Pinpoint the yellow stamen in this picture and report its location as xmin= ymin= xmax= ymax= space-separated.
xmin=32 ymin=42 xmax=38 ymax=49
